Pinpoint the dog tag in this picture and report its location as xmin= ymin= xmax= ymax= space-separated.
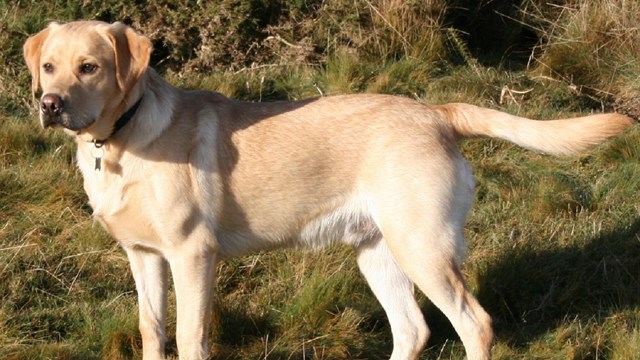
xmin=91 ymin=141 xmax=105 ymax=171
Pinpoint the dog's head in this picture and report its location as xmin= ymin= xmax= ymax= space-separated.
xmin=23 ymin=21 xmax=151 ymax=138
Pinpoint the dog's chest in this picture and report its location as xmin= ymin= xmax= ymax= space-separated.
xmin=79 ymin=154 xmax=161 ymax=248
xmin=87 ymin=175 xmax=158 ymax=245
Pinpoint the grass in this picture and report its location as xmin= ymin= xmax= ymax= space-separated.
xmin=1 ymin=0 xmax=639 ymax=359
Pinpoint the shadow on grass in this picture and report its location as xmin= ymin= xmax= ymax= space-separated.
xmin=210 ymin=294 xmax=394 ymax=360
xmin=216 ymin=304 xmax=278 ymax=348
xmin=475 ymin=217 xmax=640 ymax=347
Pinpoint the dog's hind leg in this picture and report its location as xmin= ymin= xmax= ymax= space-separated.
xmin=381 ymin=225 xmax=494 ymax=359
xmin=355 ymin=238 xmax=429 ymax=360
xmin=401 ymin=249 xmax=494 ymax=360
xmin=369 ymin=156 xmax=493 ymax=359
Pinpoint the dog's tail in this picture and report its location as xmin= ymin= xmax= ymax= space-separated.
xmin=435 ymin=103 xmax=635 ymax=156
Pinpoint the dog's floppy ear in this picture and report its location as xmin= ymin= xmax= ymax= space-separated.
xmin=23 ymin=23 xmax=58 ymax=96
xmin=106 ymin=22 xmax=152 ymax=93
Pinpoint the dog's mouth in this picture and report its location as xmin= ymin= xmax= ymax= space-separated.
xmin=41 ymin=112 xmax=95 ymax=131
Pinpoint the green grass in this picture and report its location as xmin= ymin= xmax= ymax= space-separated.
xmin=1 ymin=0 xmax=639 ymax=359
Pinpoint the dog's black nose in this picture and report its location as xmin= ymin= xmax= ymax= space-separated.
xmin=40 ymin=94 xmax=64 ymax=116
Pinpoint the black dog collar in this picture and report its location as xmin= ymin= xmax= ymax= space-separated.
xmin=92 ymin=97 xmax=143 ymax=171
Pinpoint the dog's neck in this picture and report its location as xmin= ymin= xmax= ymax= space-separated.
xmin=75 ymin=68 xmax=177 ymax=172
xmin=93 ymin=97 xmax=144 ymax=146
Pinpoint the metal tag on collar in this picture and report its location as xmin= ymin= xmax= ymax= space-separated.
xmin=91 ymin=140 xmax=105 ymax=171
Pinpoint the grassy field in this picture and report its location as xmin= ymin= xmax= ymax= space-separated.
xmin=1 ymin=0 xmax=639 ymax=359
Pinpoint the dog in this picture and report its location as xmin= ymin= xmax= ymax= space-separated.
xmin=23 ymin=21 xmax=633 ymax=360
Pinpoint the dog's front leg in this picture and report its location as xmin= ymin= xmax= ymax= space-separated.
xmin=124 ymin=247 xmax=169 ymax=360
xmin=169 ymin=245 xmax=217 ymax=360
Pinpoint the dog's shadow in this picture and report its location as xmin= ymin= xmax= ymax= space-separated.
xmin=438 ymin=217 xmax=640 ymax=350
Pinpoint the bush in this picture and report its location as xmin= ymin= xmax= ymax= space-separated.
xmin=525 ymin=0 xmax=640 ymax=116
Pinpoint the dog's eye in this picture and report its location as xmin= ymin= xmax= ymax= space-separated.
xmin=43 ymin=63 xmax=54 ymax=73
xmin=80 ymin=63 xmax=98 ymax=75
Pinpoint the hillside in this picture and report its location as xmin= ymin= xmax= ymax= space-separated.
xmin=1 ymin=1 xmax=638 ymax=359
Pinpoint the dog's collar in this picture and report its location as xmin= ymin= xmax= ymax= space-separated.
xmin=94 ymin=97 xmax=143 ymax=146
xmin=91 ymin=97 xmax=143 ymax=171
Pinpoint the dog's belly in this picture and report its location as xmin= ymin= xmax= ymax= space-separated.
xmin=215 ymin=197 xmax=383 ymax=258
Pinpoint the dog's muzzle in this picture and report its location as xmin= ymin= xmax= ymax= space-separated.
xmin=39 ymin=93 xmax=93 ymax=130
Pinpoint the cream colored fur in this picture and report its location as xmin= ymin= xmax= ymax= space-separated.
xmin=23 ymin=21 xmax=634 ymax=360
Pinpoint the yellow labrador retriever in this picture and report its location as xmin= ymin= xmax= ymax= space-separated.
xmin=23 ymin=21 xmax=633 ymax=360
